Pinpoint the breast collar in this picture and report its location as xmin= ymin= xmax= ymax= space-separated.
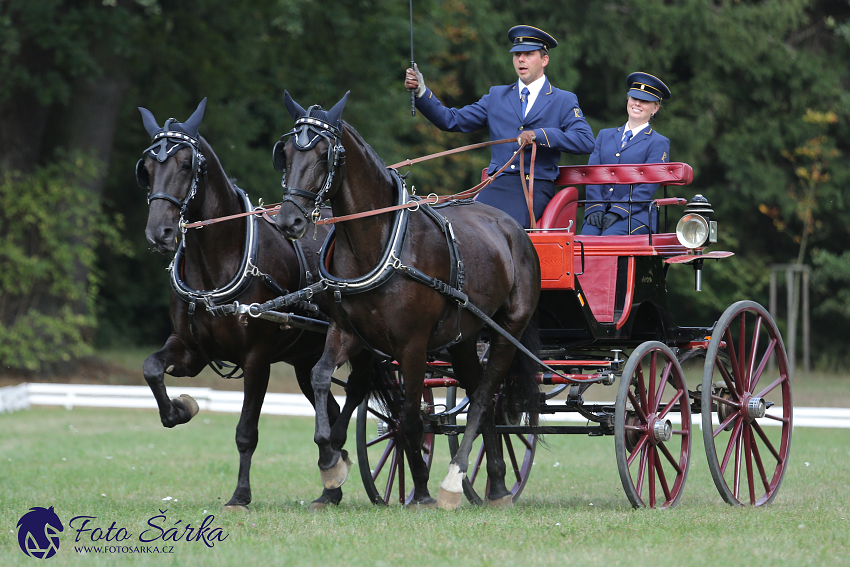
xmin=168 ymin=186 xmax=260 ymax=308
xmin=317 ymin=168 xmax=409 ymax=294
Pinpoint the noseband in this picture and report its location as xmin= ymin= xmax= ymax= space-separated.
xmin=273 ymin=109 xmax=345 ymax=223
xmin=136 ymin=118 xmax=207 ymax=220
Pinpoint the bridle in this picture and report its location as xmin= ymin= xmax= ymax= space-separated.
xmin=136 ymin=118 xmax=207 ymax=222
xmin=272 ymin=109 xmax=345 ymax=224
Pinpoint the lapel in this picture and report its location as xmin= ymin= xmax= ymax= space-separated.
xmin=625 ymin=124 xmax=652 ymax=152
xmin=509 ymin=83 xmax=523 ymax=121
xmin=523 ymin=77 xmax=553 ymax=123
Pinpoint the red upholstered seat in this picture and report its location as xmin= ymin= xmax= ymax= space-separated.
xmin=538 ymin=187 xmax=579 ymax=230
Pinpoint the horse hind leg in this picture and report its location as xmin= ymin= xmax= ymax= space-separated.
xmin=143 ymin=335 xmax=204 ymax=428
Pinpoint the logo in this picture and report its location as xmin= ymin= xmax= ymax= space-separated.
xmin=17 ymin=506 xmax=64 ymax=559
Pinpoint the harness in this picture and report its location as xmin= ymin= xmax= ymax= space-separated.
xmin=138 ymin=126 xmax=318 ymax=378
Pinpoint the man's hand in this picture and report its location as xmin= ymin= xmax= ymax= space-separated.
xmin=585 ymin=211 xmax=603 ymax=228
xmin=601 ymin=212 xmax=620 ymax=231
xmin=517 ymin=130 xmax=537 ymax=146
xmin=405 ymin=64 xmax=426 ymax=98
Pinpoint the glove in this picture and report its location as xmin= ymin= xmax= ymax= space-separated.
xmin=585 ymin=211 xmax=603 ymax=228
xmin=601 ymin=212 xmax=620 ymax=231
xmin=405 ymin=63 xmax=426 ymax=99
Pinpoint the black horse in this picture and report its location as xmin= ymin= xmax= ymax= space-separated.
xmin=137 ymin=98 xmax=378 ymax=510
xmin=273 ymin=92 xmax=541 ymax=508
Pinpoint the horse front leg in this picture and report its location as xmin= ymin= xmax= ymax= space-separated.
xmin=224 ymin=355 xmax=271 ymax=511
xmin=313 ymin=326 xmax=354 ymax=490
xmin=292 ymin=359 xmax=346 ymax=510
xmin=142 ymin=334 xmax=205 ymax=428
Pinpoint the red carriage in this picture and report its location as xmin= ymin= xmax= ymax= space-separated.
xmin=354 ymin=161 xmax=793 ymax=509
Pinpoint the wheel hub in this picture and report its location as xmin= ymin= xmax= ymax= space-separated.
xmin=746 ymin=396 xmax=766 ymax=420
xmin=651 ymin=417 xmax=673 ymax=444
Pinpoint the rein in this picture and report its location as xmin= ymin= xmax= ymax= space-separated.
xmin=181 ymin=137 xmax=532 ymax=230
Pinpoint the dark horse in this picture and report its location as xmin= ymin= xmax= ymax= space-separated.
xmin=274 ymin=92 xmax=541 ymax=508
xmin=137 ymin=98 xmax=375 ymax=510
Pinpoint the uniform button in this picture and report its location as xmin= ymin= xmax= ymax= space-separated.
xmin=609 ymin=188 xmax=614 ymax=191
xmin=510 ymin=165 xmax=516 ymax=169
xmin=615 ymin=153 xmax=620 ymax=157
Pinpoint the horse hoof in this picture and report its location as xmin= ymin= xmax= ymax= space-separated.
xmin=436 ymin=488 xmax=463 ymax=510
xmin=309 ymin=501 xmax=329 ymax=512
xmin=223 ymin=504 xmax=249 ymax=513
xmin=176 ymin=394 xmax=199 ymax=418
xmin=408 ymin=498 xmax=437 ymax=510
xmin=486 ymin=494 xmax=514 ymax=509
xmin=320 ymin=455 xmax=352 ymax=489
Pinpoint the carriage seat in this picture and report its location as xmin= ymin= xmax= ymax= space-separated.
xmin=478 ymin=168 xmax=579 ymax=230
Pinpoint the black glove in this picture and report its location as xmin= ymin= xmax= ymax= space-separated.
xmin=585 ymin=211 xmax=604 ymax=228
xmin=601 ymin=212 xmax=620 ymax=231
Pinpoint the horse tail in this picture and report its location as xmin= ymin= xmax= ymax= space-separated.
xmin=501 ymin=316 xmax=541 ymax=425
xmin=366 ymin=357 xmax=403 ymax=421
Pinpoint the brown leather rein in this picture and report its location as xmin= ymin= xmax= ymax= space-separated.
xmin=182 ymin=137 xmax=535 ymax=230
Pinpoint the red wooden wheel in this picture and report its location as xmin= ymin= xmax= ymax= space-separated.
xmin=615 ymin=341 xmax=692 ymax=509
xmin=701 ymin=301 xmax=792 ymax=506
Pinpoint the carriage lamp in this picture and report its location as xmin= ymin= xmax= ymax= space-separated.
xmin=675 ymin=195 xmax=717 ymax=248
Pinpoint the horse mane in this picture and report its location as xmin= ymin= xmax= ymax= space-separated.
xmin=340 ymin=120 xmax=394 ymax=186
xmin=198 ymin=134 xmax=240 ymax=198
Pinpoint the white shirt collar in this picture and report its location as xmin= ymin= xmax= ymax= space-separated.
xmin=518 ymin=75 xmax=547 ymax=117
xmin=623 ymin=122 xmax=650 ymax=140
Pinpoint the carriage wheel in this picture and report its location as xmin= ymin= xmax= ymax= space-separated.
xmin=614 ymin=341 xmax=691 ymax=509
xmin=701 ymin=301 xmax=792 ymax=506
xmin=355 ymin=377 xmax=435 ymax=506
xmin=445 ymin=386 xmax=537 ymax=505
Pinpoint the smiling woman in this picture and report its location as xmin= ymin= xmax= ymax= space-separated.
xmin=581 ymin=72 xmax=673 ymax=236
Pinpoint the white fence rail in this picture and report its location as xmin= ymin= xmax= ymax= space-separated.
xmin=2 ymin=383 xmax=849 ymax=428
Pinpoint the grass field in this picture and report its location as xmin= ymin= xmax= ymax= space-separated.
xmin=2 ymin=404 xmax=849 ymax=566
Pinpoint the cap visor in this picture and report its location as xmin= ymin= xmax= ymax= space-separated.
xmin=628 ymin=89 xmax=660 ymax=102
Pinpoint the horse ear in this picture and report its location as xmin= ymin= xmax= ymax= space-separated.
xmin=182 ymin=98 xmax=207 ymax=138
xmin=284 ymin=90 xmax=307 ymax=120
xmin=326 ymin=90 xmax=350 ymax=125
xmin=138 ymin=107 xmax=161 ymax=137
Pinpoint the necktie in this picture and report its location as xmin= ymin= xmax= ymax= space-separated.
xmin=622 ymin=129 xmax=633 ymax=148
xmin=521 ymin=87 xmax=530 ymax=118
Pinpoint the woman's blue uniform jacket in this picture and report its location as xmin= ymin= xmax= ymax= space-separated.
xmin=415 ymin=78 xmax=595 ymax=181
xmin=585 ymin=125 xmax=670 ymax=232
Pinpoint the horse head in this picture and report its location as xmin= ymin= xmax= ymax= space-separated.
xmin=137 ymin=98 xmax=208 ymax=254
xmin=273 ymin=90 xmax=349 ymax=240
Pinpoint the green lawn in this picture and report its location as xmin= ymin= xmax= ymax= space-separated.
xmin=1 ymin=406 xmax=848 ymax=566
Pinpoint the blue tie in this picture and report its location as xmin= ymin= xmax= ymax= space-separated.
xmin=521 ymin=87 xmax=530 ymax=118
xmin=622 ymin=129 xmax=633 ymax=148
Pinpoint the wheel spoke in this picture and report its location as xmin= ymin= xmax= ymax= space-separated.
xmin=723 ymin=326 xmax=743 ymax=397
xmin=737 ymin=312 xmax=747 ymax=392
xmin=658 ymin=441 xmax=684 ymax=474
xmin=655 ymin=361 xmax=673 ymax=413
xmin=397 ymin=446 xmax=406 ymax=504
xmin=755 ymin=375 xmax=785 ymax=400
xmin=383 ymin=445 xmax=399 ymax=503
xmin=627 ymin=432 xmax=650 ymax=467
xmin=372 ymin=439 xmax=395 ymax=480
xmin=637 ymin=365 xmax=648 ymax=413
xmin=711 ymin=393 xmax=741 ymax=410
xmin=627 ymin=390 xmax=649 ymax=422
xmin=749 ymin=426 xmax=771 ymax=494
xmin=654 ymin=449 xmax=672 ymax=502
xmin=713 ymin=410 xmax=739 ymax=438
xmin=752 ymin=421 xmax=782 ymax=463
xmin=743 ymin=423 xmax=756 ymax=505
xmin=733 ymin=426 xmax=743 ymax=500
xmin=648 ymin=447 xmax=656 ymax=507
xmin=515 ymin=432 xmax=534 ymax=453
xmin=649 ymin=352 xmax=658 ymax=412
xmin=504 ymin=435 xmax=522 ymax=483
xmin=716 ymin=360 xmax=741 ymax=401
xmin=720 ymin=419 xmax=743 ymax=474
xmin=635 ymin=445 xmax=648 ymax=495
xmin=747 ymin=315 xmax=763 ymax=392
xmin=366 ymin=431 xmax=394 ymax=448
xmin=749 ymin=336 xmax=776 ymax=395
xmin=367 ymin=407 xmax=392 ymax=423
xmin=658 ymin=389 xmax=684 ymax=420
xmin=469 ymin=441 xmax=486 ymax=486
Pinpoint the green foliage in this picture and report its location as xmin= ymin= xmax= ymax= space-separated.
xmin=0 ymin=152 xmax=131 ymax=372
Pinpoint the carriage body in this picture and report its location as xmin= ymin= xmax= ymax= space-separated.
xmin=357 ymin=161 xmax=793 ymax=510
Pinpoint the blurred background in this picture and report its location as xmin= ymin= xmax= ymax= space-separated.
xmin=2 ymin=0 xmax=849 ymax=378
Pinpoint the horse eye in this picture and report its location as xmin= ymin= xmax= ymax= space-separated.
xmin=180 ymin=160 xmax=192 ymax=171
